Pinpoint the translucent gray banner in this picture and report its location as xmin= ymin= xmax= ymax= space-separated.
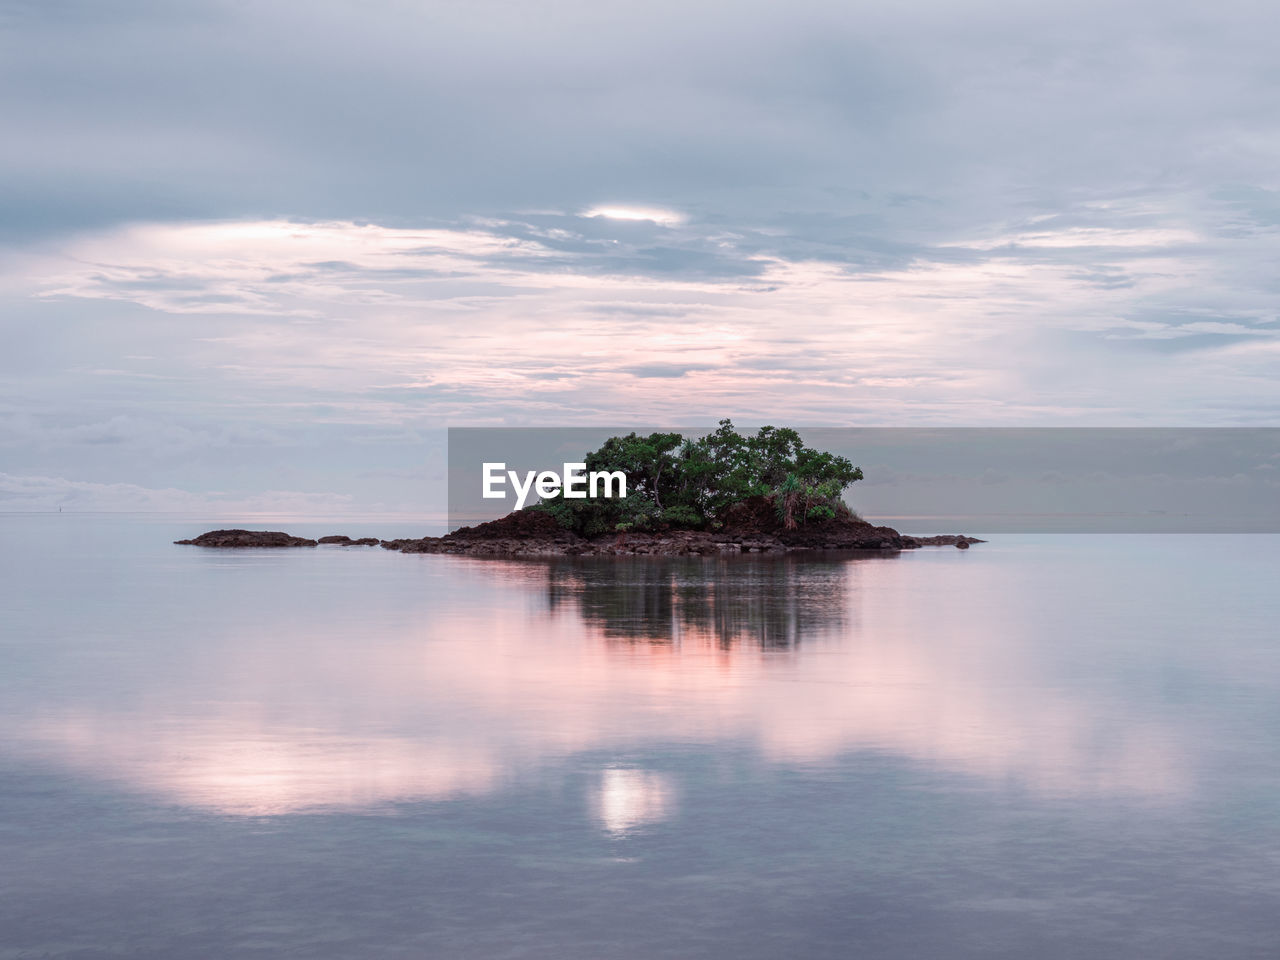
xmin=448 ymin=428 xmax=1280 ymax=534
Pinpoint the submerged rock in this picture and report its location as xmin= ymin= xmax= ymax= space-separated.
xmin=317 ymin=535 xmax=381 ymax=545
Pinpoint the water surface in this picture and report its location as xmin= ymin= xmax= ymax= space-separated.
xmin=2 ymin=516 xmax=1279 ymax=958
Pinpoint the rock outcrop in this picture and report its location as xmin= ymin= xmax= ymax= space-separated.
xmin=174 ymin=529 xmax=318 ymax=548
xmin=175 ymin=500 xmax=985 ymax=557
xmin=378 ymin=498 xmax=985 ymax=558
xmin=900 ymin=534 xmax=982 ymax=548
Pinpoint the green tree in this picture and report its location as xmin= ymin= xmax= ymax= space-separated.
xmin=533 ymin=420 xmax=864 ymax=535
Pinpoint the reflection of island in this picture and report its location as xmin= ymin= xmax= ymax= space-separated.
xmin=545 ymin=556 xmax=851 ymax=649
xmin=13 ymin=553 xmax=1184 ymax=817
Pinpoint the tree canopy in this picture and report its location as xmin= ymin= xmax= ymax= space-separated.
xmin=532 ymin=420 xmax=863 ymax=535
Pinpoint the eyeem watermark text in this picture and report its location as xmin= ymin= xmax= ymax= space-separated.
xmin=482 ymin=462 xmax=627 ymax=510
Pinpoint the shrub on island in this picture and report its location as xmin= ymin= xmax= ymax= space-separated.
xmin=530 ymin=419 xmax=863 ymax=536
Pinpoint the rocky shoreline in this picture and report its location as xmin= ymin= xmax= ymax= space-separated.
xmin=175 ymin=504 xmax=984 ymax=556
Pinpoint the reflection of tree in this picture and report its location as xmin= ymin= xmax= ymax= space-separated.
xmin=545 ymin=556 xmax=852 ymax=649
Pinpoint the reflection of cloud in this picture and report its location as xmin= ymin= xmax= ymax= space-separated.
xmin=25 ymin=716 xmax=495 ymax=817
xmin=593 ymin=767 xmax=675 ymax=834
xmin=12 ymin=556 xmax=1187 ymax=815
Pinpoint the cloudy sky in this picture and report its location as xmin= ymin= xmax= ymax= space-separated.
xmin=3 ymin=0 xmax=1279 ymax=514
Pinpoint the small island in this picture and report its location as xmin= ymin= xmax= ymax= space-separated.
xmin=177 ymin=421 xmax=983 ymax=557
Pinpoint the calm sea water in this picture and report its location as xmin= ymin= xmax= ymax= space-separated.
xmin=3 ymin=515 xmax=1280 ymax=959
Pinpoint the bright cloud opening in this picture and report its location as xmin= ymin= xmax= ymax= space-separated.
xmin=583 ymin=205 xmax=687 ymax=226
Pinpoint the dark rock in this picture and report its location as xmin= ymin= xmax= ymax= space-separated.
xmin=176 ymin=510 xmax=985 ymax=558
xmin=449 ymin=509 xmax=574 ymax=542
xmin=317 ymin=535 xmax=380 ymax=546
xmin=174 ymin=529 xmax=317 ymax=548
xmin=904 ymin=534 xmax=986 ymax=547
xmin=370 ymin=508 xmax=976 ymax=559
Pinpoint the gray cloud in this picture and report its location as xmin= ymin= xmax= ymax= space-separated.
xmin=620 ymin=363 xmax=719 ymax=379
xmin=3 ymin=0 xmax=1280 ymax=510
xmin=2 ymin=0 xmax=1276 ymax=240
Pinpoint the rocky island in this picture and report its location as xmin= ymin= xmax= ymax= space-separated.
xmin=174 ymin=530 xmax=383 ymax=547
xmin=175 ymin=529 xmax=321 ymax=548
xmin=175 ymin=510 xmax=981 ymax=556
xmin=380 ymin=497 xmax=982 ymax=557
xmin=175 ymin=422 xmax=983 ymax=557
